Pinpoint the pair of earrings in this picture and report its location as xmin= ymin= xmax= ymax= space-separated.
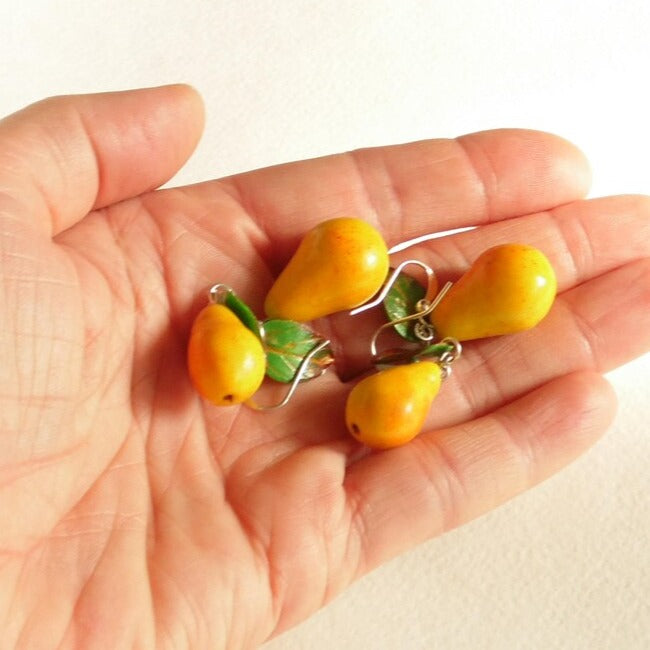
xmin=187 ymin=217 xmax=557 ymax=449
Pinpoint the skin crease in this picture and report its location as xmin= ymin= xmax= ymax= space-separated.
xmin=0 ymin=85 xmax=650 ymax=649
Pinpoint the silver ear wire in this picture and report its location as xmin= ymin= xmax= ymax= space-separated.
xmin=368 ymin=280 xmax=453 ymax=360
xmin=348 ymin=259 xmax=454 ymax=362
xmin=349 ymin=259 xmax=438 ymax=316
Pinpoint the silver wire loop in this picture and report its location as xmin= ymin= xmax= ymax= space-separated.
xmin=209 ymin=283 xmax=232 ymax=303
xmin=245 ymin=339 xmax=332 ymax=411
xmin=436 ymin=337 xmax=462 ymax=380
xmin=413 ymin=320 xmax=435 ymax=342
xmin=438 ymin=337 xmax=462 ymax=363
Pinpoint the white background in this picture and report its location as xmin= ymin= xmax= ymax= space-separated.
xmin=2 ymin=2 xmax=649 ymax=648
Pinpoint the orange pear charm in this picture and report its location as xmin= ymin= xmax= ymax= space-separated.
xmin=431 ymin=244 xmax=556 ymax=341
xmin=265 ymin=217 xmax=389 ymax=321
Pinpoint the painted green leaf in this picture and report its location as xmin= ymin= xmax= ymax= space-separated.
xmin=263 ymin=319 xmax=334 ymax=383
xmin=415 ymin=342 xmax=455 ymax=361
xmin=382 ymin=271 xmax=427 ymax=341
xmin=374 ymin=342 xmax=455 ymax=368
xmin=373 ymin=347 xmax=420 ymax=368
xmin=224 ymin=291 xmax=263 ymax=339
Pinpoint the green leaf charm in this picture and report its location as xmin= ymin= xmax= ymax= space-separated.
xmin=263 ymin=319 xmax=334 ymax=383
xmin=382 ymin=271 xmax=427 ymax=341
xmin=216 ymin=288 xmax=262 ymax=339
xmin=415 ymin=341 xmax=456 ymax=360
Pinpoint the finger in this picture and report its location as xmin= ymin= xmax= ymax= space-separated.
xmin=214 ymin=128 xmax=591 ymax=255
xmin=343 ymin=371 xmax=616 ymax=576
xmin=0 ymin=85 xmax=204 ymax=237
xmin=392 ymin=194 xmax=650 ymax=291
xmin=146 ymin=128 xmax=590 ymax=334
xmin=326 ymin=194 xmax=650 ymax=378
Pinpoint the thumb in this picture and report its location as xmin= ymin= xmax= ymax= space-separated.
xmin=0 ymin=84 xmax=205 ymax=238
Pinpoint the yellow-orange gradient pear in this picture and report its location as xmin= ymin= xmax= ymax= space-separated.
xmin=187 ymin=304 xmax=266 ymax=406
xmin=431 ymin=243 xmax=557 ymax=341
xmin=345 ymin=361 xmax=442 ymax=449
xmin=264 ymin=217 xmax=389 ymax=321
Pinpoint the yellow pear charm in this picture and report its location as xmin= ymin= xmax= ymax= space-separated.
xmin=187 ymin=304 xmax=266 ymax=406
xmin=431 ymin=244 xmax=556 ymax=341
xmin=265 ymin=217 xmax=389 ymax=321
xmin=345 ymin=361 xmax=442 ymax=449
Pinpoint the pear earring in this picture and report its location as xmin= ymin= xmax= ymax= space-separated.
xmin=187 ymin=284 xmax=334 ymax=410
xmin=343 ymin=242 xmax=557 ymax=449
xmin=344 ymin=261 xmax=462 ymax=449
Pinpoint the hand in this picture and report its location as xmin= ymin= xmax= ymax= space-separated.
xmin=1 ymin=86 xmax=648 ymax=649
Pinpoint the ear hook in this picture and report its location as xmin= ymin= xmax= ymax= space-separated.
xmin=362 ymin=226 xmax=474 ymax=358
xmin=245 ymin=338 xmax=332 ymax=411
xmin=348 ymin=259 xmax=452 ymax=360
xmin=349 ymin=259 xmax=438 ymax=316
xmin=369 ymin=280 xmax=453 ymax=360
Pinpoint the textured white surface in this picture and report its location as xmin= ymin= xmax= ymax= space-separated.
xmin=3 ymin=2 xmax=649 ymax=648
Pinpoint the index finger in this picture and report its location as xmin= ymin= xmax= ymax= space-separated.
xmin=218 ymin=128 xmax=591 ymax=250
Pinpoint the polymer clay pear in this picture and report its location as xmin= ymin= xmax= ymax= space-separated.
xmin=345 ymin=361 xmax=442 ymax=449
xmin=431 ymin=243 xmax=556 ymax=341
xmin=265 ymin=217 xmax=389 ymax=321
xmin=187 ymin=304 xmax=266 ymax=406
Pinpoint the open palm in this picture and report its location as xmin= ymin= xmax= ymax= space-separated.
xmin=1 ymin=86 xmax=649 ymax=649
